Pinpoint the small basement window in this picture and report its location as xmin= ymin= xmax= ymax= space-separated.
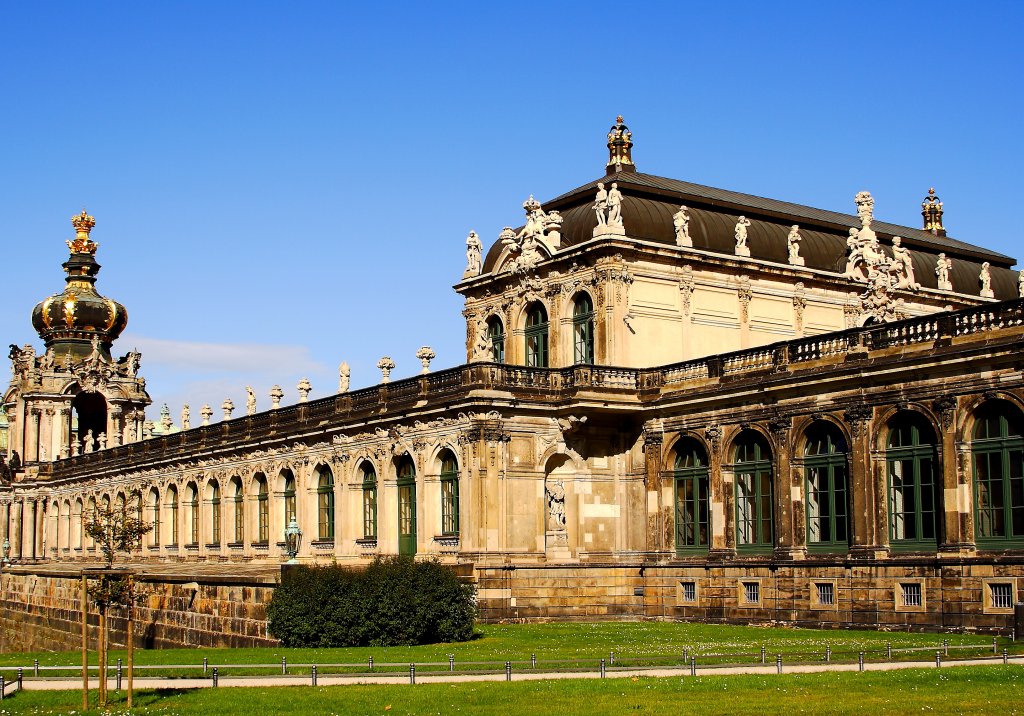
xmin=742 ymin=581 xmax=760 ymax=605
xmin=901 ymin=583 xmax=922 ymax=608
xmin=816 ymin=582 xmax=835 ymax=607
xmin=990 ymin=583 xmax=1013 ymax=610
xmin=681 ymin=581 xmax=697 ymax=603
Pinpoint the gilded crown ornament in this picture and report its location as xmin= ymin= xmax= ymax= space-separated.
xmin=922 ymin=187 xmax=945 ymax=235
xmin=606 ymin=115 xmax=635 ymax=175
xmin=67 ymin=209 xmax=99 ymax=254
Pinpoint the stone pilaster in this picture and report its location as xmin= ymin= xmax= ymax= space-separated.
xmin=769 ymin=415 xmax=800 ymax=558
xmin=844 ymin=404 xmax=881 ymax=555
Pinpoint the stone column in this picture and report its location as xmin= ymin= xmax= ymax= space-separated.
xmin=706 ymin=425 xmax=733 ymax=556
xmin=108 ymin=405 xmax=123 ymax=447
xmin=770 ymin=417 xmax=799 ymax=558
xmin=22 ymin=498 xmax=35 ymax=561
xmin=58 ymin=407 xmax=71 ymax=458
xmin=0 ymin=501 xmax=9 ymax=544
xmin=10 ymin=499 xmax=22 ymax=560
xmin=36 ymin=499 xmax=46 ymax=559
xmin=845 ymin=405 xmax=881 ymax=555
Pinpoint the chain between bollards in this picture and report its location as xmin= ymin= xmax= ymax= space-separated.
xmin=311 ymin=665 xmax=318 ymax=686
xmin=505 ymin=661 xmax=511 ymax=681
xmin=212 ymin=667 xmax=218 ymax=688
xmin=858 ymin=652 xmax=864 ymax=672
xmin=776 ymin=655 xmax=782 ymax=674
xmin=409 ymin=664 xmax=415 ymax=685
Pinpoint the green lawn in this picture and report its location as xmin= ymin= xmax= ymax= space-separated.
xmin=3 ymin=666 xmax=1022 ymax=715
xmin=0 ymin=622 xmax=1012 ymax=678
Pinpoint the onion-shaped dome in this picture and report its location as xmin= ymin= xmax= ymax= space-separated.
xmin=31 ymin=211 xmax=128 ymax=361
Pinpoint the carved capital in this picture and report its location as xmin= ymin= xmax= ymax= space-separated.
xmin=843 ymin=404 xmax=873 ymax=438
xmin=768 ymin=414 xmax=791 ymax=446
xmin=933 ymin=394 xmax=958 ymax=430
xmin=704 ymin=424 xmax=722 ymax=449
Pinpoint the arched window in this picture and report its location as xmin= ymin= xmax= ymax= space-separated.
xmin=255 ymin=474 xmax=269 ymax=544
xmin=167 ymin=486 xmax=179 ymax=546
xmin=440 ymin=452 xmax=459 ymax=536
xmin=150 ymin=489 xmax=161 ymax=548
xmin=397 ymin=456 xmax=417 ymax=556
xmin=674 ymin=439 xmax=709 ymax=552
xmin=187 ymin=484 xmax=199 ymax=545
xmin=209 ymin=481 xmax=221 ymax=545
xmin=972 ymin=401 xmax=1024 ymax=545
xmin=887 ymin=413 xmax=940 ymax=548
xmin=283 ymin=471 xmax=297 ymax=526
xmin=572 ymin=293 xmax=595 ymax=365
xmin=361 ymin=463 xmax=377 ymax=540
xmin=317 ymin=466 xmax=335 ymax=541
xmin=231 ymin=477 xmax=244 ymax=545
xmin=734 ymin=431 xmax=774 ymax=552
xmin=524 ymin=302 xmax=549 ymax=368
xmin=487 ymin=316 xmax=505 ymax=364
xmin=804 ymin=423 xmax=849 ymax=552
xmin=74 ymin=498 xmax=83 ymax=550
xmin=63 ymin=501 xmax=72 ymax=551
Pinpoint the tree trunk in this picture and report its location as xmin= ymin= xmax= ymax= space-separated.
xmin=98 ymin=606 xmax=107 ymax=708
xmin=80 ymin=575 xmax=88 ymax=712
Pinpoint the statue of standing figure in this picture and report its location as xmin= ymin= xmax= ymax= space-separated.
xmin=593 ymin=183 xmax=608 ymax=229
xmin=673 ymin=205 xmax=692 ymax=247
xmin=734 ymin=216 xmax=752 ymax=257
xmin=338 ymin=361 xmax=351 ymax=393
xmin=83 ymin=430 xmax=94 ymax=454
xmin=463 ymin=230 xmax=483 ymax=279
xmin=980 ymin=262 xmax=994 ymax=298
xmin=1019 ymin=271 xmax=1024 ymax=298
xmin=606 ymin=182 xmax=623 ymax=228
xmin=546 ymin=480 xmax=566 ymax=532
xmin=181 ymin=404 xmax=191 ymax=430
xmin=890 ymin=237 xmax=920 ymax=290
xmin=935 ymin=253 xmax=953 ymax=291
xmin=787 ymin=225 xmax=804 ymax=266
xmin=592 ymin=182 xmax=625 ymax=236
xmin=246 ymin=386 xmax=257 ymax=415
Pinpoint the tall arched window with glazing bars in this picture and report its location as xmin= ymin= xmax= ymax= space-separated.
xmin=255 ymin=475 xmax=269 ymax=544
xmin=361 ymin=463 xmax=378 ymax=540
xmin=804 ymin=422 xmax=849 ymax=553
xmin=231 ymin=477 xmax=244 ymax=544
xmin=150 ymin=489 xmax=161 ymax=547
xmin=187 ymin=484 xmax=199 ymax=545
xmin=440 ymin=452 xmax=460 ymax=536
xmin=317 ymin=466 xmax=335 ymax=540
xmin=524 ymin=302 xmax=549 ymax=368
xmin=887 ymin=413 xmax=940 ymax=550
xmin=972 ymin=401 xmax=1024 ymax=546
xmin=209 ymin=481 xmax=221 ymax=545
xmin=734 ymin=431 xmax=774 ymax=553
xmin=572 ymin=293 xmax=595 ymax=365
xmin=673 ymin=439 xmax=709 ymax=553
xmin=487 ymin=316 xmax=505 ymax=364
xmin=167 ymin=486 xmax=178 ymax=546
xmin=283 ymin=472 xmax=297 ymax=527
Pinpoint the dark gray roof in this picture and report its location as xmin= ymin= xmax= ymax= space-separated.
xmin=545 ymin=172 xmax=1015 ymax=266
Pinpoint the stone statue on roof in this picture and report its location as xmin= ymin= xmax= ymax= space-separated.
xmin=606 ymin=182 xmax=624 ymax=231
xmin=890 ymin=237 xmax=919 ymax=291
xmin=734 ymin=216 xmax=751 ymax=257
xmin=980 ymin=262 xmax=994 ymax=298
xmin=787 ymin=225 xmax=804 ymax=266
xmin=593 ymin=183 xmax=608 ymax=230
xmin=935 ymin=253 xmax=953 ymax=291
xmin=673 ymin=206 xmax=692 ymax=248
xmin=1019 ymin=271 xmax=1024 ymax=298
xmin=463 ymin=231 xmax=483 ymax=279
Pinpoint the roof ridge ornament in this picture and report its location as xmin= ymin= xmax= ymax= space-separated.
xmin=67 ymin=209 xmax=99 ymax=255
xmin=606 ymin=115 xmax=635 ymax=175
xmin=922 ymin=188 xmax=945 ymax=236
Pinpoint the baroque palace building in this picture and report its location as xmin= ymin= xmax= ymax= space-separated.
xmin=2 ymin=119 xmax=1023 ymax=634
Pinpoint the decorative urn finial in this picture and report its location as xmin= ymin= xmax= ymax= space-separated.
xmin=606 ymin=115 xmax=635 ymax=175
xmin=922 ymin=188 xmax=945 ymax=236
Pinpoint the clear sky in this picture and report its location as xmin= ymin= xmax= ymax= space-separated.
xmin=2 ymin=1 xmax=1022 ymax=422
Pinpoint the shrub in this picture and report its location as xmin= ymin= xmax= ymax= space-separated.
xmin=267 ymin=556 xmax=476 ymax=647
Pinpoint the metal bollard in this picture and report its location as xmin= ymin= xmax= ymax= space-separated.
xmin=409 ymin=664 xmax=415 ymax=685
xmin=859 ymin=652 xmax=864 ymax=672
xmin=505 ymin=661 xmax=511 ymax=681
xmin=312 ymin=665 xmax=317 ymax=686
xmin=17 ymin=668 xmax=23 ymax=689
xmin=690 ymin=656 xmax=696 ymax=677
xmin=212 ymin=667 xmax=218 ymax=688
xmin=1004 ymin=649 xmax=1009 ymax=665
xmin=531 ymin=653 xmax=536 ymax=669
xmin=116 ymin=659 xmax=123 ymax=691
xmin=776 ymin=655 xmax=782 ymax=674
xmin=943 ymin=639 xmax=949 ymax=656
xmin=0 ymin=674 xmax=4 ymax=701
xmin=683 ymin=648 xmax=689 ymax=663
xmin=449 ymin=654 xmax=455 ymax=672
xmin=610 ymin=650 xmax=615 ymax=666
xmin=935 ymin=651 xmax=942 ymax=668
xmin=282 ymin=656 xmax=287 ymax=674
xmin=33 ymin=659 xmax=39 ymax=677
xmin=203 ymin=657 xmax=208 ymax=674
xmin=760 ymin=646 xmax=766 ymax=664
xmin=369 ymin=656 xmax=374 ymax=672
xmin=825 ymin=644 xmax=831 ymax=662
xmin=600 ymin=658 xmax=606 ymax=678
xmin=887 ymin=642 xmax=892 ymax=661
xmin=993 ymin=636 xmax=999 ymax=654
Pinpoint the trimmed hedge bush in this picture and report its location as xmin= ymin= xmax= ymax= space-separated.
xmin=267 ymin=556 xmax=476 ymax=647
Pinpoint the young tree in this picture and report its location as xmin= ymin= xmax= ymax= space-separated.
xmin=83 ymin=491 xmax=151 ymax=709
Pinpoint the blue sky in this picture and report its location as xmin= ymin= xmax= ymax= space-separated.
xmin=2 ymin=1 xmax=1022 ymax=421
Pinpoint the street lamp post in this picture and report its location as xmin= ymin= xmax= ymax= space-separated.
xmin=284 ymin=518 xmax=301 ymax=563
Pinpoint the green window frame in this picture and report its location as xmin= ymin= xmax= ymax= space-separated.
xmin=256 ymin=477 xmax=269 ymax=544
xmin=525 ymin=303 xmax=549 ymax=368
xmin=734 ymin=432 xmax=774 ymax=553
xmin=804 ymin=423 xmax=849 ymax=553
xmin=168 ymin=488 xmax=178 ymax=546
xmin=210 ymin=482 xmax=221 ymax=545
xmin=151 ymin=492 xmax=160 ymax=547
xmin=440 ymin=453 xmax=460 ymax=536
xmin=317 ymin=468 xmax=335 ymax=540
xmin=398 ymin=457 xmax=417 ymax=556
xmin=886 ymin=414 xmax=940 ymax=550
xmin=674 ymin=440 xmax=709 ymax=553
xmin=572 ymin=293 xmax=595 ymax=365
xmin=283 ymin=473 xmax=297 ymax=526
xmin=362 ymin=465 xmax=378 ymax=539
xmin=972 ymin=402 xmax=1024 ymax=545
xmin=232 ymin=479 xmax=244 ymax=544
xmin=487 ymin=316 xmax=505 ymax=364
